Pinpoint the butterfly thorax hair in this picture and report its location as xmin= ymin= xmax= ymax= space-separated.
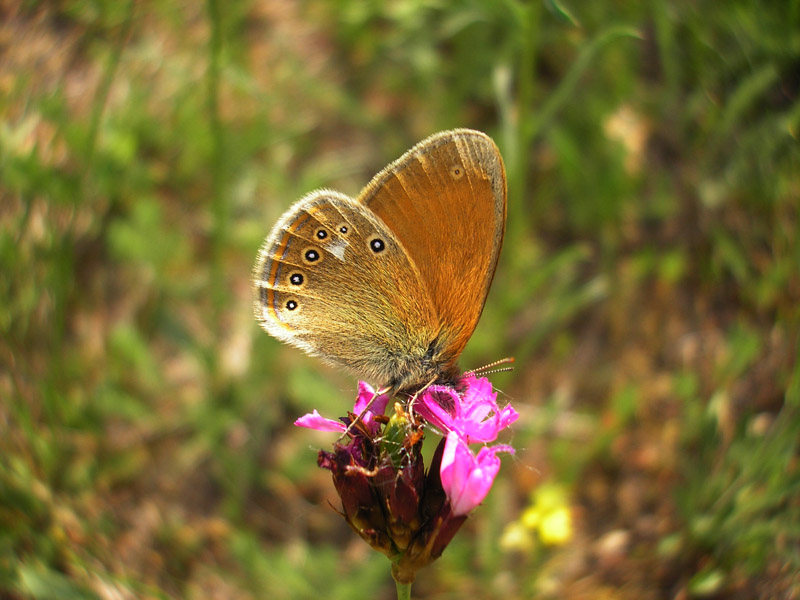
xmin=341 ymin=328 xmax=463 ymax=395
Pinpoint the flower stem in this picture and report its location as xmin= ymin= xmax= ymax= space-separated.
xmin=394 ymin=580 xmax=412 ymax=600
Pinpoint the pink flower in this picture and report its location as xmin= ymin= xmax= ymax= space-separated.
xmin=414 ymin=374 xmax=519 ymax=443
xmin=294 ymin=382 xmax=391 ymax=434
xmin=439 ymin=431 xmax=514 ymax=516
xmin=297 ymin=374 xmax=519 ymax=584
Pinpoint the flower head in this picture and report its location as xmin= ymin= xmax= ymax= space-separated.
xmin=294 ymin=374 xmax=517 ymax=584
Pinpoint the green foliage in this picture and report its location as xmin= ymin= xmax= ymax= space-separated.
xmin=678 ymin=403 xmax=800 ymax=577
xmin=17 ymin=563 xmax=100 ymax=600
xmin=674 ymin=321 xmax=800 ymax=579
xmin=1 ymin=0 xmax=798 ymax=598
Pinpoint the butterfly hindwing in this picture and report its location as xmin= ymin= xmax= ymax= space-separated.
xmin=253 ymin=190 xmax=440 ymax=385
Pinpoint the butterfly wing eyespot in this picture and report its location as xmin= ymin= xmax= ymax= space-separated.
xmin=449 ymin=165 xmax=464 ymax=180
xmin=367 ymin=235 xmax=386 ymax=254
xmin=302 ymin=247 xmax=322 ymax=264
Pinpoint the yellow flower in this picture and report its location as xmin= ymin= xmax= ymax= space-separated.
xmin=499 ymin=520 xmax=535 ymax=552
xmin=506 ymin=482 xmax=573 ymax=551
xmin=538 ymin=506 xmax=572 ymax=546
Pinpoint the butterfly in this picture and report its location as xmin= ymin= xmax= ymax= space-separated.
xmin=253 ymin=129 xmax=506 ymax=394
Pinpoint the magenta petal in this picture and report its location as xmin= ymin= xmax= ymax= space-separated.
xmin=440 ymin=433 xmax=492 ymax=516
xmin=461 ymin=405 xmax=520 ymax=443
xmin=496 ymin=405 xmax=520 ymax=430
xmin=415 ymin=387 xmax=459 ymax=433
xmin=439 ymin=433 xmax=470 ymax=513
xmin=354 ymin=381 xmax=391 ymax=416
xmin=439 ymin=432 xmax=513 ymax=516
xmin=461 ymin=374 xmax=497 ymax=405
xmin=294 ymin=410 xmax=345 ymax=432
xmin=353 ymin=381 xmax=392 ymax=434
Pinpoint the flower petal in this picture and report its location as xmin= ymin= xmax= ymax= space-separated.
xmin=439 ymin=432 xmax=513 ymax=516
xmin=354 ymin=381 xmax=392 ymax=432
xmin=415 ymin=386 xmax=459 ymax=433
xmin=355 ymin=381 xmax=389 ymax=413
xmin=294 ymin=410 xmax=345 ymax=432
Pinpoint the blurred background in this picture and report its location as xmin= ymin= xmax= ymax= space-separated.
xmin=1 ymin=1 xmax=799 ymax=598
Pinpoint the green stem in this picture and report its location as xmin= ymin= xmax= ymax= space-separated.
xmin=394 ymin=580 xmax=412 ymax=600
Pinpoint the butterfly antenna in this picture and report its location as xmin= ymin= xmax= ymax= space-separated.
xmin=466 ymin=357 xmax=515 ymax=376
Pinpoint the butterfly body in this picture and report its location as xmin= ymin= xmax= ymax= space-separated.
xmin=253 ymin=129 xmax=506 ymax=393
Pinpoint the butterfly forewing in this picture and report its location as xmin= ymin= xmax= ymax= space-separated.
xmin=357 ymin=130 xmax=507 ymax=359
